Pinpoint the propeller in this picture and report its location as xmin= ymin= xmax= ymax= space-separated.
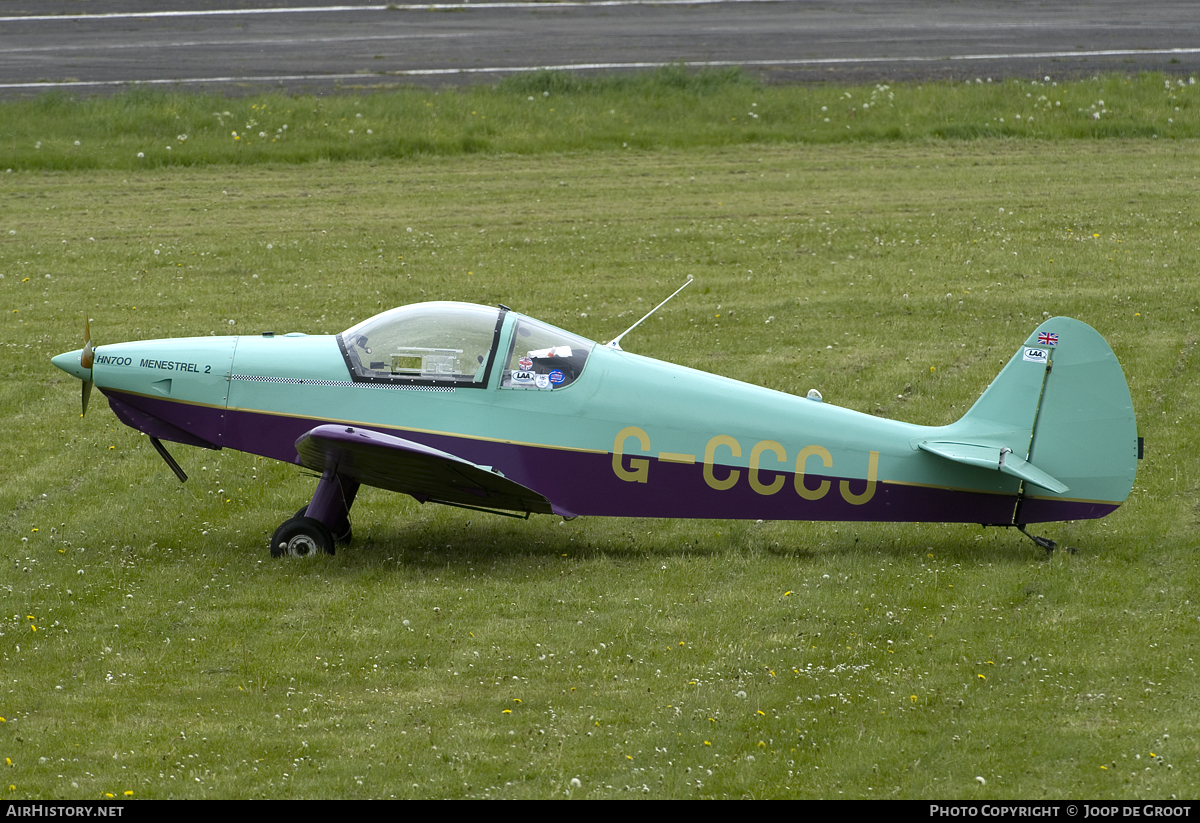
xmin=80 ymin=317 xmax=94 ymax=416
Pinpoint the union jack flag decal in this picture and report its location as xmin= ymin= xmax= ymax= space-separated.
xmin=1037 ymin=332 xmax=1059 ymax=347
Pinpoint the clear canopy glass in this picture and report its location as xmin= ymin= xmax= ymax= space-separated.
xmin=339 ymin=302 xmax=501 ymax=385
xmin=500 ymin=316 xmax=594 ymax=390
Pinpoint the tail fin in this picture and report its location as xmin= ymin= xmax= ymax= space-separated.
xmin=918 ymin=317 xmax=1137 ymax=522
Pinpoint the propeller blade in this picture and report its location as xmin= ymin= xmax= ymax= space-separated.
xmin=81 ymin=317 xmax=94 ymax=416
xmin=81 ymin=318 xmax=94 ymax=369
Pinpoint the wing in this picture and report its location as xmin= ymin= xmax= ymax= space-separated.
xmin=295 ymin=424 xmax=560 ymax=516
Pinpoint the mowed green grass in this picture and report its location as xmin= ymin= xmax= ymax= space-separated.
xmin=3 ymin=69 xmax=1198 ymax=171
xmin=1 ymin=77 xmax=1200 ymax=799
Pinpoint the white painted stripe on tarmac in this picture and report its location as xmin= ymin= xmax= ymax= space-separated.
xmin=4 ymin=33 xmax=477 ymax=55
xmin=2 ymin=48 xmax=1198 ymax=90
xmin=2 ymin=0 xmax=765 ymax=23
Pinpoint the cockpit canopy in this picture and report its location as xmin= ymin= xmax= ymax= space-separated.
xmin=500 ymin=315 xmax=593 ymax=390
xmin=339 ymin=302 xmax=500 ymax=385
xmin=337 ymin=302 xmax=594 ymax=389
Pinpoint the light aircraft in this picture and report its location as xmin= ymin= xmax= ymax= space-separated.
xmin=52 ymin=287 xmax=1139 ymax=557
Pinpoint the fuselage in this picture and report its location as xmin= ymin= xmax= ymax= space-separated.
xmin=54 ymin=306 xmax=1122 ymax=525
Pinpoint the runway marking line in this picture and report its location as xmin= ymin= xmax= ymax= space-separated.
xmin=3 ymin=48 xmax=1199 ymax=91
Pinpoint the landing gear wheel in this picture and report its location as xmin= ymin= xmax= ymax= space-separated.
xmin=293 ymin=505 xmax=352 ymax=546
xmin=270 ymin=516 xmax=335 ymax=558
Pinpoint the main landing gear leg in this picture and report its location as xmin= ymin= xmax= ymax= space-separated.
xmin=270 ymin=470 xmax=361 ymax=558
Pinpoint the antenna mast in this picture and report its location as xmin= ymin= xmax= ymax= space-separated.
xmin=606 ymin=276 xmax=694 ymax=351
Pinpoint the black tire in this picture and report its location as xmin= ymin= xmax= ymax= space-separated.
xmin=294 ymin=504 xmax=352 ymax=546
xmin=270 ymin=516 xmax=335 ymax=558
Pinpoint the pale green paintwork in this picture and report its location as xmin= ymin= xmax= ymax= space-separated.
xmin=86 ymin=337 xmax=237 ymax=409
xmin=75 ymin=311 xmax=1137 ymax=507
xmin=1022 ymin=318 xmax=1138 ymax=503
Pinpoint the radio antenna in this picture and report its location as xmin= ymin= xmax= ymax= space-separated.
xmin=605 ymin=276 xmax=694 ymax=351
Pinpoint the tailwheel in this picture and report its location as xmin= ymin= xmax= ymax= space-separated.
xmin=271 ymin=516 xmax=335 ymax=558
xmin=1016 ymin=524 xmax=1078 ymax=556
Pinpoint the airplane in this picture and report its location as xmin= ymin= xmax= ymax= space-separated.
xmin=51 ymin=290 xmax=1139 ymax=558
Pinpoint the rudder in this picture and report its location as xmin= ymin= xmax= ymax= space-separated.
xmin=923 ymin=317 xmax=1137 ymax=523
xmin=1017 ymin=317 xmax=1137 ymax=520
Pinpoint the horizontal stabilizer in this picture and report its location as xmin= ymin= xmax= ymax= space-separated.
xmin=917 ymin=440 xmax=1069 ymax=494
xmin=296 ymin=425 xmax=557 ymax=515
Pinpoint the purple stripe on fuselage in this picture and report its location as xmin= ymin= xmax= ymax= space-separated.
xmin=1016 ymin=496 xmax=1119 ymax=522
xmin=105 ymin=392 xmax=1110 ymax=525
xmin=106 ymin=391 xmax=223 ymax=449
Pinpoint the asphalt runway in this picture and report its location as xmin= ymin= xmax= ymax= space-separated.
xmin=2 ymin=0 xmax=1198 ymax=96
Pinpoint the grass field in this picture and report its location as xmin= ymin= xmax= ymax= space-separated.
xmin=2 ymin=72 xmax=1200 ymax=799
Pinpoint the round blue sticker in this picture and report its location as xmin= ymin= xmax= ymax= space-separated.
xmin=549 ymin=369 xmax=566 ymax=385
